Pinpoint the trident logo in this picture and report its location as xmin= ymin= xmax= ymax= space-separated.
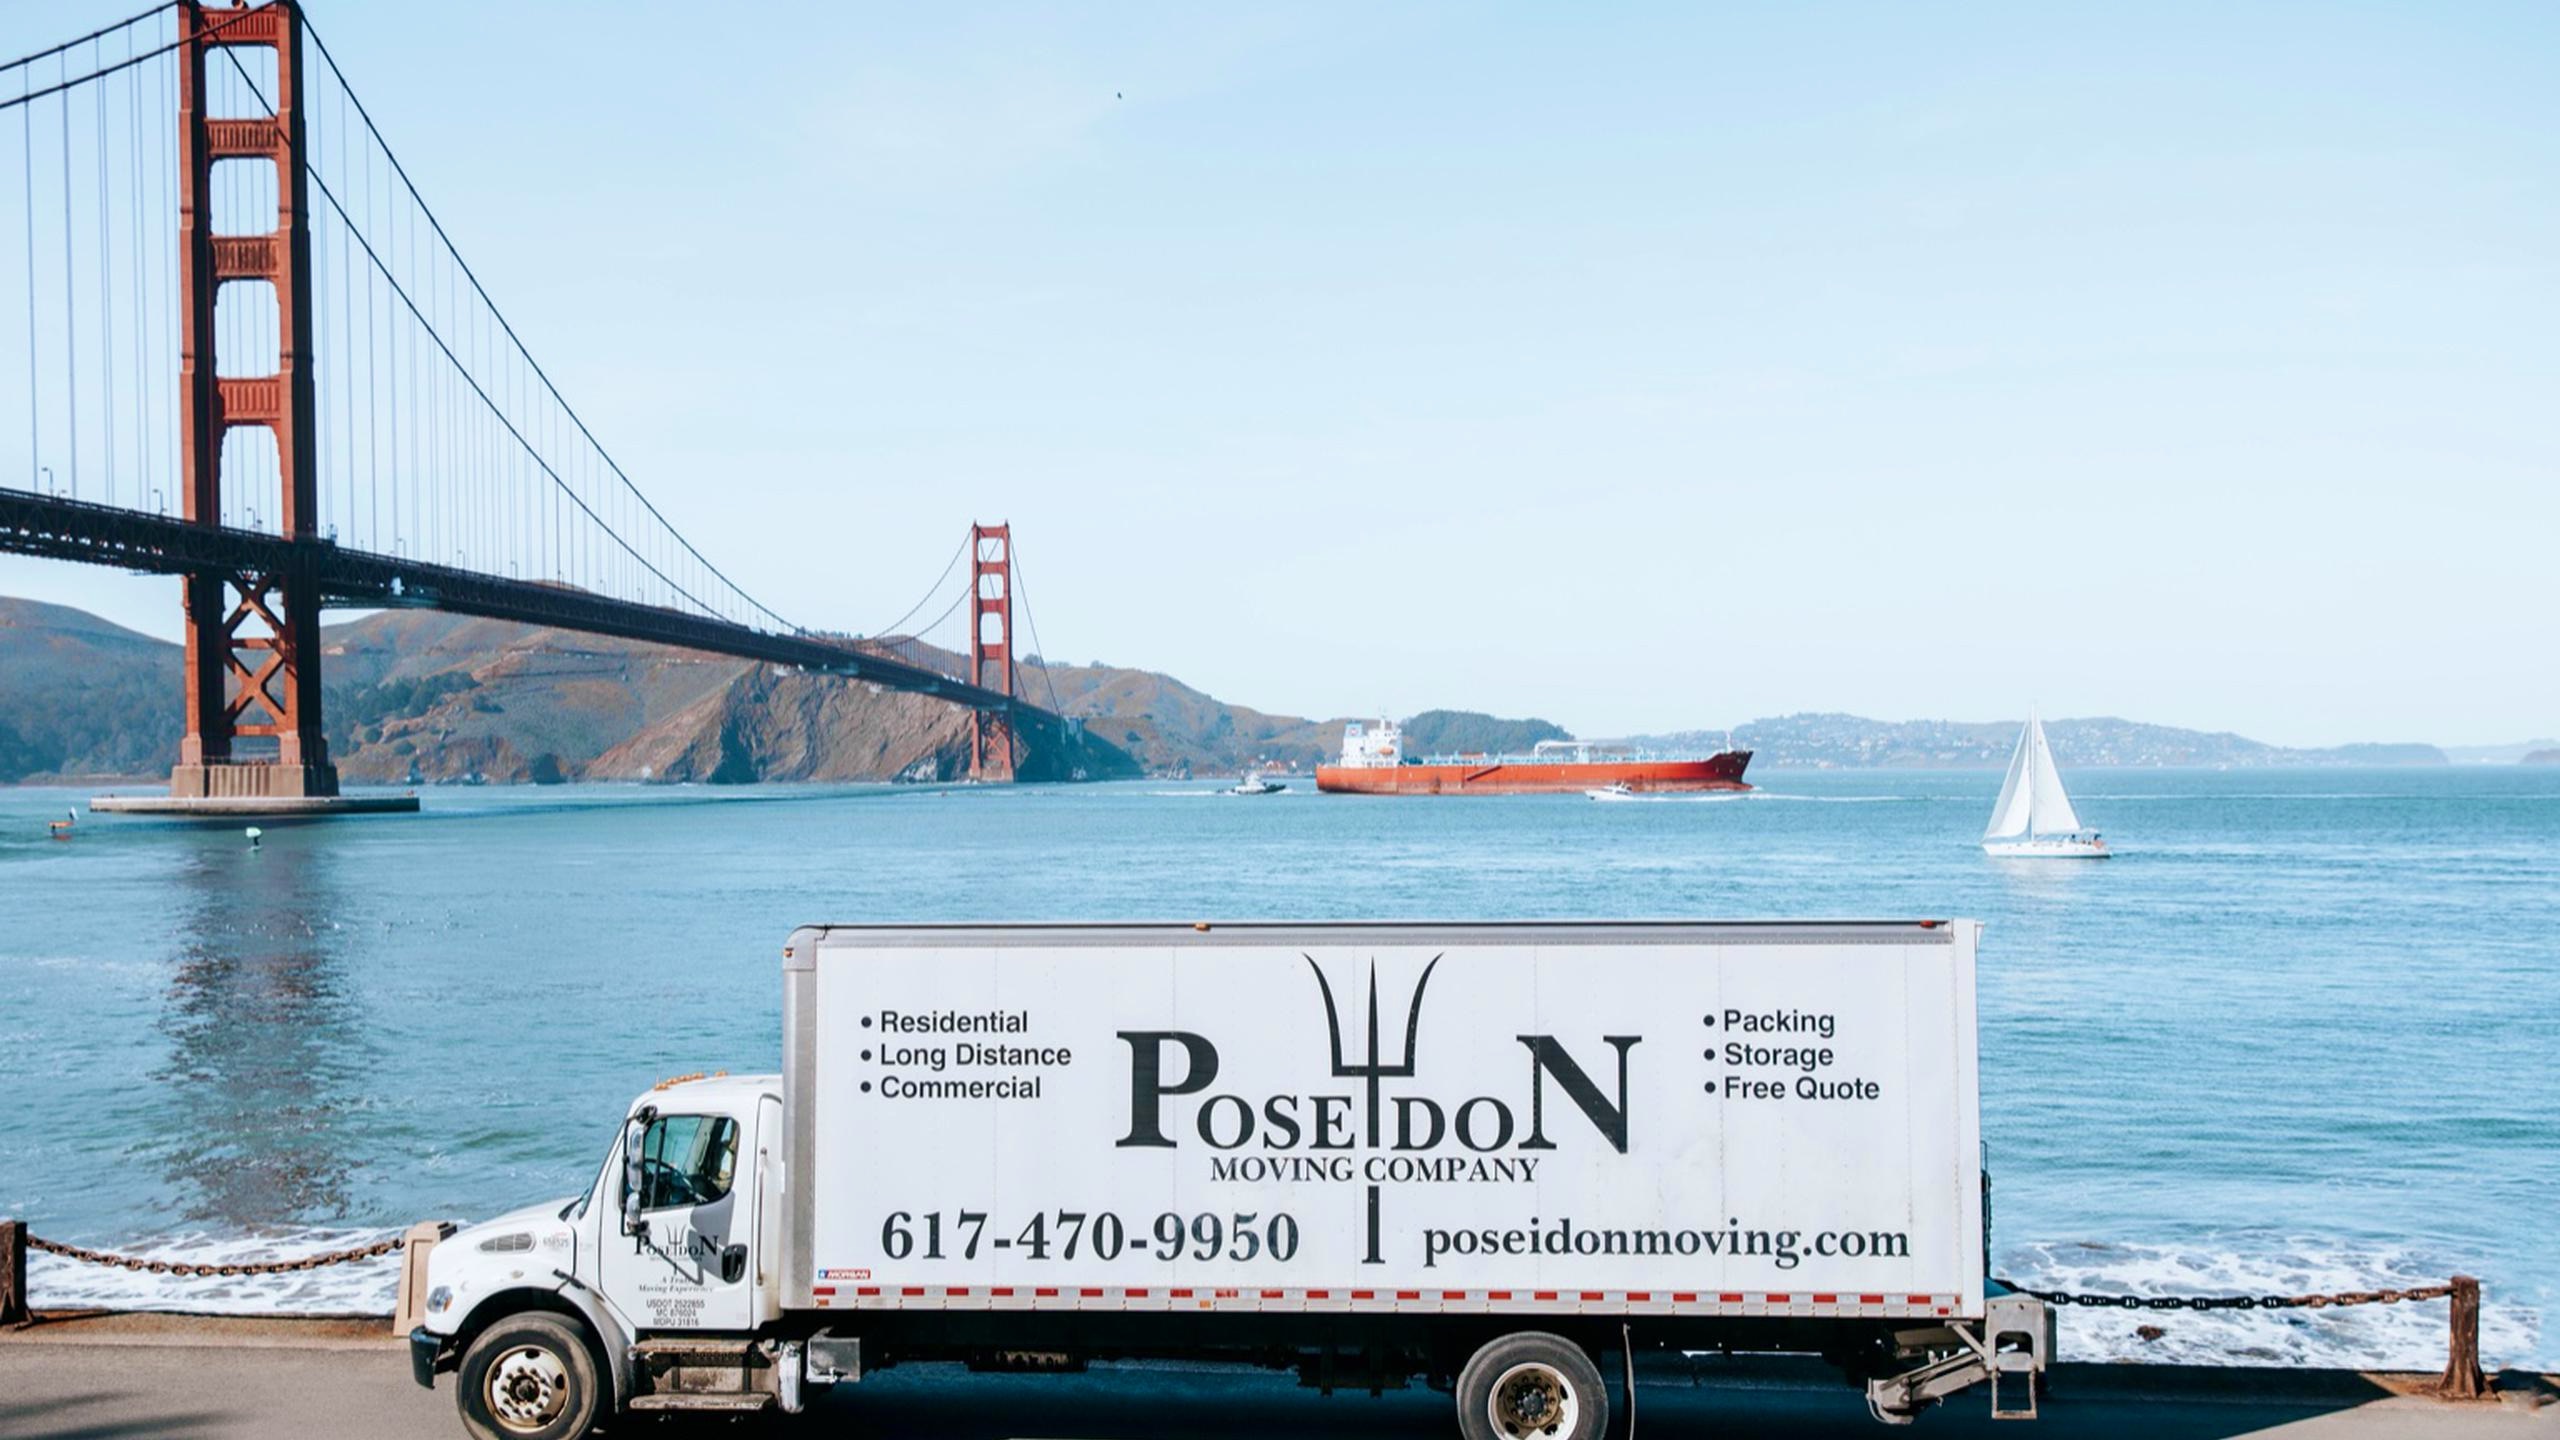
xmin=1303 ymin=954 xmax=1443 ymax=1149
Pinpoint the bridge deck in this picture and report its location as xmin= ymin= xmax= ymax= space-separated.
xmin=0 ymin=489 xmax=1032 ymax=718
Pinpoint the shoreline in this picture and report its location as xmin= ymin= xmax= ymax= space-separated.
xmin=4 ymin=1311 xmax=2552 ymax=1412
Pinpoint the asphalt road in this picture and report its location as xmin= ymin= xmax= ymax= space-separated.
xmin=0 ymin=1341 xmax=2550 ymax=1440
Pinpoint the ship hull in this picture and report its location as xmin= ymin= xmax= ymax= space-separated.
xmin=1317 ymin=751 xmax=1752 ymax=795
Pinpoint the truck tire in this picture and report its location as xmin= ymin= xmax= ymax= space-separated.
xmin=455 ymin=1312 xmax=602 ymax=1440
xmin=1454 ymin=1331 xmax=1609 ymax=1440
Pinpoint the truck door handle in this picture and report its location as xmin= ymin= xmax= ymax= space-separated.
xmin=721 ymin=1243 xmax=749 ymax=1285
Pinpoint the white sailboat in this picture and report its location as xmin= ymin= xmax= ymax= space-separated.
xmin=1982 ymin=711 xmax=2109 ymax=858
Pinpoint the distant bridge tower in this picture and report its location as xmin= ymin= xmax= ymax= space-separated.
xmin=968 ymin=523 xmax=1016 ymax=782
xmin=171 ymin=0 xmax=337 ymax=802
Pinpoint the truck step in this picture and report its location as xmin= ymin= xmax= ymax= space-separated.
xmin=627 ymin=1394 xmax=775 ymax=1414
xmin=631 ymin=1337 xmax=758 ymax=1360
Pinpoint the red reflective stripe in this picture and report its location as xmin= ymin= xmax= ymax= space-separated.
xmin=1351 ymin=1290 xmax=1376 ymax=1300
xmin=990 ymin=1287 xmax=1015 ymax=1297
xmin=1813 ymin=1293 xmax=1838 ymax=1304
xmin=900 ymin=1287 xmax=925 ymax=1297
xmin=1765 ymin=1293 xmax=1791 ymax=1303
xmin=1171 ymin=1288 xmax=1195 ymax=1298
xmin=1126 ymin=1288 xmax=1150 ymax=1298
xmin=1580 ymin=1291 xmax=1604 ymax=1302
xmin=1441 ymin=1290 xmax=1466 ymax=1301
xmin=856 ymin=1287 xmax=881 ymax=1297
xmin=946 ymin=1287 xmax=971 ymax=1297
xmin=1306 ymin=1290 xmax=1330 ymax=1299
xmin=1627 ymin=1291 xmax=1651 ymax=1302
xmin=1718 ymin=1292 xmax=1743 ymax=1303
xmin=1261 ymin=1289 xmax=1284 ymax=1299
xmin=1906 ymin=1294 xmax=1931 ymax=1305
xmin=1488 ymin=1290 xmax=1513 ymax=1300
xmin=1034 ymin=1287 xmax=1059 ymax=1297
xmin=1534 ymin=1291 xmax=1559 ymax=1301
xmin=812 ymin=1286 xmax=836 ymax=1297
xmin=1860 ymin=1294 xmax=1884 ymax=1305
xmin=1080 ymin=1288 xmax=1104 ymax=1298
xmin=1396 ymin=1290 xmax=1421 ymax=1300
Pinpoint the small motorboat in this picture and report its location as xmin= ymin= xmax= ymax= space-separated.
xmin=1227 ymin=772 xmax=1288 ymax=796
xmin=46 ymin=809 xmax=75 ymax=839
xmin=1585 ymin=782 xmax=1637 ymax=801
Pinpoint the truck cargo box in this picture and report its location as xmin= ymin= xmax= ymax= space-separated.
xmin=783 ymin=920 xmax=1986 ymax=1324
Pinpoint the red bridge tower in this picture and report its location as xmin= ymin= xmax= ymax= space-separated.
xmin=171 ymin=1 xmax=337 ymax=803
xmin=968 ymin=523 xmax=1016 ymax=783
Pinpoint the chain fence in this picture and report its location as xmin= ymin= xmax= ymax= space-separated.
xmin=26 ymin=1232 xmax=402 ymax=1278
xmin=2000 ymin=1278 xmax=2457 ymax=1312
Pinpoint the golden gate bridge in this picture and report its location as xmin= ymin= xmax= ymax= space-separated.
xmin=2 ymin=2 xmax=1090 ymax=812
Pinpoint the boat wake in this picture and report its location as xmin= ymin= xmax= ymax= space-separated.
xmin=2001 ymin=1239 xmax=2541 ymax=1370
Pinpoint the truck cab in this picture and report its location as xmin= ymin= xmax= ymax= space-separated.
xmin=412 ymin=1073 xmax=795 ymax=1439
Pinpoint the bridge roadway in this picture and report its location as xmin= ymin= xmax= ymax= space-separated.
xmin=0 ymin=488 xmax=1028 ymax=716
xmin=0 ymin=1316 xmax=2548 ymax=1439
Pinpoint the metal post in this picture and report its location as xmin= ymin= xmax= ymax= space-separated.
xmin=169 ymin=0 xmax=337 ymax=801
xmin=2439 ymin=1274 xmax=2485 ymax=1399
xmin=968 ymin=522 xmax=1016 ymax=783
xmin=0 ymin=1218 xmax=27 ymax=1326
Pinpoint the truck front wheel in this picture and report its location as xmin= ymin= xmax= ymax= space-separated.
xmin=455 ymin=1312 xmax=602 ymax=1440
xmin=1454 ymin=1332 xmax=1608 ymax=1440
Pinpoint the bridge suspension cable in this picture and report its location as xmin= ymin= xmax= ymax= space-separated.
xmin=193 ymin=14 xmax=796 ymax=634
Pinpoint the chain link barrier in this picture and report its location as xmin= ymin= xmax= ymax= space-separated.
xmin=28 ymin=1233 xmax=402 ymax=1278
xmin=1999 ymin=1278 xmax=2456 ymax=1312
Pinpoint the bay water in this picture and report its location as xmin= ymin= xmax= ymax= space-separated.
xmin=2 ymin=768 xmax=2551 ymax=1368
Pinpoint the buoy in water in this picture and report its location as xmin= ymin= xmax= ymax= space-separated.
xmin=245 ymin=826 xmax=263 ymax=850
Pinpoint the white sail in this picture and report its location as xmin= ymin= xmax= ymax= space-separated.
xmin=2024 ymin=715 xmax=2084 ymax=836
xmin=1982 ymin=723 xmax=2035 ymax=840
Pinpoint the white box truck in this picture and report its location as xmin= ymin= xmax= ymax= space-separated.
xmin=411 ymin=921 xmax=2051 ymax=1439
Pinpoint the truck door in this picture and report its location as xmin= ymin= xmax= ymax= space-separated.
xmin=600 ymin=1109 xmax=754 ymax=1333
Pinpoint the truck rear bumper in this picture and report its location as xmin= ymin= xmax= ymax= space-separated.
xmin=409 ymin=1326 xmax=444 ymax=1389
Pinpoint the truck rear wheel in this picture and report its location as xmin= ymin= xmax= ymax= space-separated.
xmin=456 ymin=1312 xmax=602 ymax=1440
xmin=1454 ymin=1332 xmax=1608 ymax=1440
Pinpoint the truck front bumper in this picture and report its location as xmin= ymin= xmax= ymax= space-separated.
xmin=409 ymin=1326 xmax=445 ymax=1389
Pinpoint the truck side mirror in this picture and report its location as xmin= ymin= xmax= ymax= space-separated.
xmin=621 ymin=1109 xmax=653 ymax=1237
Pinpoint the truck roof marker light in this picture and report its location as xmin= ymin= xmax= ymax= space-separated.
xmin=1193 ymin=921 xmax=1211 ymax=931
xmin=1919 ymin=919 xmax=1941 ymax=929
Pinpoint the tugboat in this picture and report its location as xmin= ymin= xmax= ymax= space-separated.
xmin=1226 ymin=771 xmax=1288 ymax=796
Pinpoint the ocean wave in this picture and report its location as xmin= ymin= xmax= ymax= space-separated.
xmin=26 ymin=1225 xmax=406 ymax=1316
xmin=2002 ymin=1239 xmax=2540 ymax=1370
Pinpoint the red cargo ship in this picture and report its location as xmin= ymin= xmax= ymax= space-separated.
xmin=1315 ymin=719 xmax=1752 ymax=795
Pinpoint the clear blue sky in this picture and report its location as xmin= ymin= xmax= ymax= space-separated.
xmin=5 ymin=2 xmax=2554 ymax=747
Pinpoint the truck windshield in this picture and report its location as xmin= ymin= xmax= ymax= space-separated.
xmin=563 ymin=1136 xmax=618 ymax=1222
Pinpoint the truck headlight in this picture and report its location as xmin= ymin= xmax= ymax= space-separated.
xmin=426 ymin=1285 xmax=455 ymax=1314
